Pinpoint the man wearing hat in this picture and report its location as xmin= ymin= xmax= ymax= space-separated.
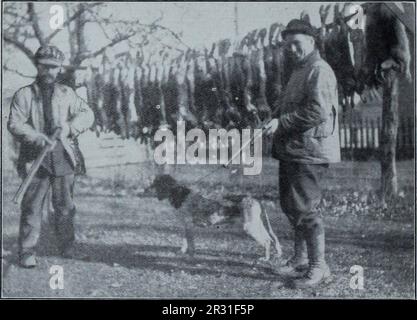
xmin=265 ymin=19 xmax=340 ymax=288
xmin=8 ymin=46 xmax=94 ymax=268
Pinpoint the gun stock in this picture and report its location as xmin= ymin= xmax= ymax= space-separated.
xmin=13 ymin=128 xmax=62 ymax=205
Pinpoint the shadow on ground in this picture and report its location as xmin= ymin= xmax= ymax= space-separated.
xmin=2 ymin=232 xmax=288 ymax=285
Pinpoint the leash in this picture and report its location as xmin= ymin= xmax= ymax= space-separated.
xmin=189 ymin=119 xmax=272 ymax=188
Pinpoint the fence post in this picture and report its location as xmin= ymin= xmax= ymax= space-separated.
xmin=364 ymin=118 xmax=369 ymax=149
xmin=353 ymin=116 xmax=358 ymax=150
xmin=370 ymin=119 xmax=375 ymax=150
xmin=350 ymin=117 xmax=355 ymax=159
xmin=376 ymin=116 xmax=381 ymax=149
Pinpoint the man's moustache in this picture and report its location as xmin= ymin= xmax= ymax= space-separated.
xmin=40 ymin=75 xmax=55 ymax=81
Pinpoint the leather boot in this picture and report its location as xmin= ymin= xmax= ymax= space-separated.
xmin=292 ymin=219 xmax=331 ymax=288
xmin=277 ymin=226 xmax=308 ymax=276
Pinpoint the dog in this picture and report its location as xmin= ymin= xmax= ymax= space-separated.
xmin=147 ymin=174 xmax=282 ymax=261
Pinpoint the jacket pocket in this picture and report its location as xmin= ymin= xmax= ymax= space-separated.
xmin=305 ymin=105 xmax=336 ymax=138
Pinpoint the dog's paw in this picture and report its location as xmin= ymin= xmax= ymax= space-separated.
xmin=176 ymin=249 xmax=196 ymax=262
xmin=180 ymin=238 xmax=190 ymax=254
xmin=177 ymin=247 xmax=195 ymax=257
xmin=178 ymin=248 xmax=189 ymax=256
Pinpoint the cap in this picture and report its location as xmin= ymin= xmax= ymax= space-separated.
xmin=281 ymin=19 xmax=318 ymax=40
xmin=35 ymin=46 xmax=65 ymax=67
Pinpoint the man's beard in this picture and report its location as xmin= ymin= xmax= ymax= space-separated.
xmin=38 ymin=74 xmax=56 ymax=85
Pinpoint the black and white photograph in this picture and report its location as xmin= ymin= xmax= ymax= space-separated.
xmin=1 ymin=1 xmax=415 ymax=300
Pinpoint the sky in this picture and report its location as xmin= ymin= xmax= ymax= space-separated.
xmin=2 ymin=2 xmax=345 ymax=93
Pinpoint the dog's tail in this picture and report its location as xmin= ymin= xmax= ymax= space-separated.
xmin=262 ymin=202 xmax=282 ymax=257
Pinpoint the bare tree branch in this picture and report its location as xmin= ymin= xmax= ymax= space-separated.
xmin=94 ymin=16 xmax=190 ymax=49
xmin=153 ymin=24 xmax=190 ymax=49
xmin=3 ymin=9 xmax=30 ymax=23
xmin=80 ymin=31 xmax=137 ymax=60
xmin=3 ymin=65 xmax=35 ymax=78
xmin=92 ymin=18 xmax=113 ymax=41
xmin=75 ymin=3 xmax=88 ymax=57
xmin=149 ymin=33 xmax=184 ymax=54
xmin=4 ymin=1 xmax=188 ymax=84
xmin=3 ymin=35 xmax=35 ymax=63
xmin=20 ymin=29 xmax=37 ymax=40
xmin=66 ymin=4 xmax=78 ymax=61
xmin=27 ymin=3 xmax=46 ymax=46
xmin=4 ymin=23 xmax=32 ymax=31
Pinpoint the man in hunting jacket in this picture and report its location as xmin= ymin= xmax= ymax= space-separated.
xmin=265 ymin=19 xmax=341 ymax=288
xmin=8 ymin=46 xmax=94 ymax=268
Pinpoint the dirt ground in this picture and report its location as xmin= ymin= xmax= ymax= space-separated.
xmin=1 ymin=159 xmax=415 ymax=299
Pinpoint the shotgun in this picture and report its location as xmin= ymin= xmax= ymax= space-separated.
xmin=13 ymin=127 xmax=62 ymax=205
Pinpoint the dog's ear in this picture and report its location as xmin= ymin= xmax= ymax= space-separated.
xmin=150 ymin=174 xmax=167 ymax=199
xmin=152 ymin=174 xmax=188 ymax=204
xmin=169 ymin=185 xmax=191 ymax=209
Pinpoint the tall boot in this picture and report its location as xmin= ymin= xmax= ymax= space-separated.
xmin=292 ymin=218 xmax=331 ymax=288
xmin=277 ymin=226 xmax=308 ymax=276
xmin=56 ymin=207 xmax=76 ymax=258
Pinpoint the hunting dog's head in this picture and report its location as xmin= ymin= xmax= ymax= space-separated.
xmin=148 ymin=174 xmax=191 ymax=209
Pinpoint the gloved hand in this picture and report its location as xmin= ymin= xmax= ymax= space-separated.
xmin=264 ymin=118 xmax=279 ymax=136
xmin=33 ymin=132 xmax=53 ymax=147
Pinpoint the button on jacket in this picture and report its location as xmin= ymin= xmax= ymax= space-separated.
xmin=7 ymin=81 xmax=94 ymax=173
xmin=272 ymin=50 xmax=341 ymax=164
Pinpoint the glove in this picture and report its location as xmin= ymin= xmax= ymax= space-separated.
xmin=33 ymin=132 xmax=53 ymax=147
xmin=264 ymin=118 xmax=279 ymax=136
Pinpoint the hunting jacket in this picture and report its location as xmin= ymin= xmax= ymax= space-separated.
xmin=7 ymin=81 xmax=94 ymax=174
xmin=272 ymin=50 xmax=341 ymax=164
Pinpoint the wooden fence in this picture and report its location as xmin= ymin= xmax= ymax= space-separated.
xmin=339 ymin=117 xmax=414 ymax=160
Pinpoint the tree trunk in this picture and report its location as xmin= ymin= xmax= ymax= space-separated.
xmin=380 ymin=69 xmax=399 ymax=202
xmin=75 ymin=3 xmax=88 ymax=62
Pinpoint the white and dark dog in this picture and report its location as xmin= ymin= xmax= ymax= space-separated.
xmin=148 ymin=174 xmax=282 ymax=261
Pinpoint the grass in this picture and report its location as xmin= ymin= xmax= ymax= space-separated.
xmin=1 ymin=159 xmax=414 ymax=298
